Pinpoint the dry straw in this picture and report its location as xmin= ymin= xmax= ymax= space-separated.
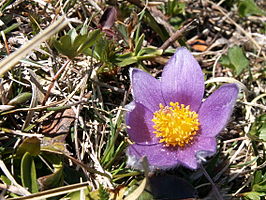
xmin=0 ymin=16 xmax=69 ymax=76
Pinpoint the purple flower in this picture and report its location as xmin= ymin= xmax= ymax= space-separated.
xmin=126 ymin=47 xmax=239 ymax=170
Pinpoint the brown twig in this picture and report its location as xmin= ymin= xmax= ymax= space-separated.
xmin=42 ymin=59 xmax=71 ymax=106
xmin=160 ymin=20 xmax=196 ymax=51
xmin=1 ymin=31 xmax=10 ymax=55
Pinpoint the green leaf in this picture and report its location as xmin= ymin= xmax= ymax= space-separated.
xmin=219 ymin=55 xmax=231 ymax=67
xmin=115 ymin=53 xmax=138 ymax=67
xmin=144 ymin=11 xmax=169 ymax=41
xmin=112 ymin=48 xmax=162 ymax=68
xmin=238 ymin=0 xmax=266 ymax=17
xmin=54 ymin=35 xmax=77 ymax=58
xmin=116 ymin=23 xmax=129 ymax=45
xmin=244 ymin=191 xmax=262 ymax=200
xmin=80 ymin=23 xmax=89 ymax=35
xmin=66 ymin=187 xmax=105 ymax=200
xmin=16 ymin=137 xmax=41 ymax=157
xmin=68 ymin=28 xmax=78 ymax=44
xmin=248 ymin=114 xmax=266 ymax=142
xmin=165 ymin=1 xmax=186 ymax=16
xmin=21 ymin=152 xmax=38 ymax=193
xmin=91 ymin=37 xmax=111 ymax=61
xmin=137 ymin=48 xmax=163 ymax=59
xmin=245 ymin=170 xmax=266 ymax=199
xmin=2 ymin=23 xmax=20 ymax=34
xmin=253 ymin=170 xmax=263 ymax=185
xmin=65 ymin=188 xmax=91 ymax=200
xmin=228 ymin=46 xmax=249 ymax=75
xmin=8 ymin=92 xmax=32 ymax=106
xmin=54 ymin=29 xmax=101 ymax=59
xmin=135 ymin=34 xmax=145 ymax=55
xmin=61 ymin=35 xmax=73 ymax=48
xmin=79 ymin=29 xmax=102 ymax=52
xmin=253 ymin=184 xmax=266 ymax=193
xmin=98 ymin=184 xmax=110 ymax=200
xmin=252 ymin=171 xmax=266 ymax=193
xmin=1 ymin=175 xmax=11 ymax=185
xmin=220 ymin=46 xmax=249 ymax=76
xmin=72 ymin=35 xmax=88 ymax=51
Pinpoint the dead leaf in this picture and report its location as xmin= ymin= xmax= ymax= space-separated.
xmin=188 ymin=39 xmax=208 ymax=52
xmin=41 ymin=134 xmax=68 ymax=153
xmin=37 ymin=165 xmax=63 ymax=191
xmin=40 ymin=109 xmax=75 ymax=155
xmin=99 ymin=6 xmax=117 ymax=37
xmin=41 ymin=108 xmax=75 ymax=135
xmin=99 ymin=6 xmax=117 ymax=30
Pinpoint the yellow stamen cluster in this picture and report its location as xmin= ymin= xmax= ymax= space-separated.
xmin=152 ymin=102 xmax=200 ymax=147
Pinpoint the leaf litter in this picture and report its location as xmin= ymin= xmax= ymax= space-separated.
xmin=0 ymin=0 xmax=265 ymax=199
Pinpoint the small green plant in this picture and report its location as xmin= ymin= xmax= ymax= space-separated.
xmin=83 ymin=33 xmax=162 ymax=73
xmin=244 ymin=170 xmax=266 ymax=200
xmin=53 ymin=25 xmax=101 ymax=59
xmin=238 ymin=0 xmax=266 ymax=17
xmin=220 ymin=46 xmax=249 ymax=76
xmin=248 ymin=114 xmax=266 ymax=142
xmin=98 ymin=184 xmax=110 ymax=200
xmin=163 ymin=0 xmax=186 ymax=17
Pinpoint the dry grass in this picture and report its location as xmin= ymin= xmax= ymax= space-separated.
xmin=0 ymin=0 xmax=265 ymax=199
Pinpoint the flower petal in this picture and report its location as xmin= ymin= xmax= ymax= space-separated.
xmin=127 ymin=136 xmax=216 ymax=170
xmin=174 ymin=136 xmax=217 ymax=169
xmin=198 ymin=84 xmax=239 ymax=137
xmin=126 ymin=101 xmax=159 ymax=144
xmin=161 ymin=47 xmax=204 ymax=111
xmin=130 ymin=68 xmax=164 ymax=113
xmin=127 ymin=143 xmax=180 ymax=170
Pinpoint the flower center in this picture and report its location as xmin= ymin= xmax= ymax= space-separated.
xmin=152 ymin=102 xmax=200 ymax=147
